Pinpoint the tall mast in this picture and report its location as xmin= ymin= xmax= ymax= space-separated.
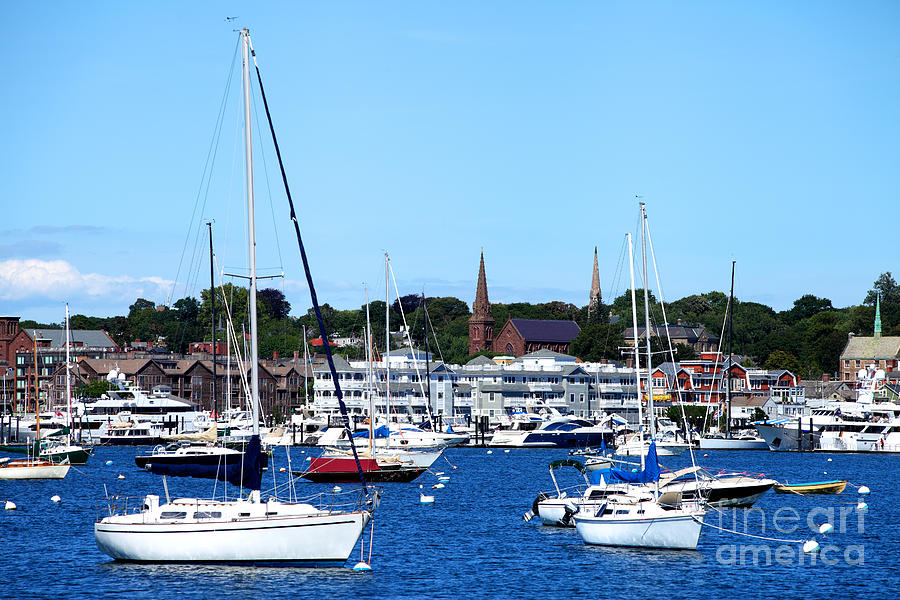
xmin=423 ymin=293 xmax=432 ymax=429
xmin=640 ymin=202 xmax=655 ymax=439
xmin=385 ymin=252 xmax=391 ymax=421
xmin=627 ymin=233 xmax=645 ymax=470
xmin=208 ymin=222 xmax=217 ymax=418
xmin=727 ymin=260 xmax=735 ymax=439
xmin=365 ymin=287 xmax=375 ymax=455
xmin=33 ymin=330 xmax=40 ymax=443
xmin=65 ymin=305 xmax=72 ymax=433
xmin=240 ymin=28 xmax=260 ymax=435
xmin=302 ymin=324 xmax=308 ymax=405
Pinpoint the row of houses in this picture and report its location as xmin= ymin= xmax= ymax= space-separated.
xmin=309 ymin=348 xmax=803 ymax=426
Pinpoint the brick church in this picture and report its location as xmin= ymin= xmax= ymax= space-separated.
xmin=468 ymin=252 xmax=593 ymax=358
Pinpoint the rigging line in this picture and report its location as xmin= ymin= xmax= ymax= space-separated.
xmin=251 ymin=39 xmax=368 ymax=494
xmin=388 ymin=260 xmax=433 ymax=425
xmin=249 ymin=70 xmax=285 ymax=273
xmin=170 ymin=38 xmax=240 ymax=306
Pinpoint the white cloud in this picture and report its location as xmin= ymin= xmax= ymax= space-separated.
xmin=0 ymin=259 xmax=172 ymax=304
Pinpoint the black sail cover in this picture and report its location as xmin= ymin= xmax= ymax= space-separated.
xmin=146 ymin=435 xmax=264 ymax=491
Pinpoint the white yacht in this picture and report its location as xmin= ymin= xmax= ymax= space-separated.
xmin=78 ymin=378 xmax=203 ymax=436
xmin=491 ymin=417 xmax=613 ymax=448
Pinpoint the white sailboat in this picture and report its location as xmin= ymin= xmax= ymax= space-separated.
xmin=572 ymin=208 xmax=705 ymax=550
xmin=94 ymin=29 xmax=378 ymax=564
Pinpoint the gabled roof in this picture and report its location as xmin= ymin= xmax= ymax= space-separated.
xmin=623 ymin=324 xmax=718 ymax=344
xmin=509 ymin=319 xmax=581 ymax=343
xmin=29 ymin=328 xmax=117 ymax=349
xmin=466 ymin=355 xmax=496 ymax=366
xmin=841 ymin=335 xmax=900 ymax=360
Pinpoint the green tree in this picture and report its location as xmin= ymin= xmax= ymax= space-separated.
xmin=765 ymin=349 xmax=802 ymax=375
xmin=865 ymin=272 xmax=900 ymax=305
xmin=79 ymin=380 xmax=113 ymax=398
xmin=570 ymin=323 xmax=626 ymax=362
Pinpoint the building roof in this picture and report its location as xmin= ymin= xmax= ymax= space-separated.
xmin=623 ymin=324 xmax=718 ymax=344
xmin=509 ymin=319 xmax=581 ymax=343
xmin=29 ymin=328 xmax=117 ymax=349
xmin=78 ymin=358 xmax=156 ymax=375
xmin=466 ymin=355 xmax=496 ymax=366
xmin=840 ymin=335 xmax=900 ymax=360
xmin=520 ymin=349 xmax=576 ymax=360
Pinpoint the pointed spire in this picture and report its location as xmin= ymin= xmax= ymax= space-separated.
xmin=473 ymin=250 xmax=491 ymax=317
xmin=875 ymin=293 xmax=882 ymax=339
xmin=588 ymin=247 xmax=602 ymax=319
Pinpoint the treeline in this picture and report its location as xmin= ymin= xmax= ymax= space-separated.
xmin=20 ymin=273 xmax=900 ymax=379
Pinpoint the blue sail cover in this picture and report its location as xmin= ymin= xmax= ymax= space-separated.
xmin=606 ymin=441 xmax=661 ymax=484
xmin=147 ymin=435 xmax=264 ymax=491
xmin=352 ymin=425 xmax=391 ymax=439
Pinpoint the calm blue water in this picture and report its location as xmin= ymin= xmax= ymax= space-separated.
xmin=0 ymin=446 xmax=895 ymax=599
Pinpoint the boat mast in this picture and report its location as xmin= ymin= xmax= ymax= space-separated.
xmin=65 ymin=304 xmax=72 ymax=435
xmin=423 ymin=293 xmax=432 ymax=429
xmin=33 ymin=330 xmax=40 ymax=444
xmin=365 ymin=287 xmax=375 ymax=456
xmin=726 ymin=260 xmax=735 ymax=439
xmin=627 ymin=233 xmax=645 ymax=470
xmin=640 ymin=202 xmax=655 ymax=440
xmin=385 ymin=252 xmax=391 ymax=422
xmin=208 ymin=222 xmax=217 ymax=420
xmin=240 ymin=28 xmax=260 ymax=437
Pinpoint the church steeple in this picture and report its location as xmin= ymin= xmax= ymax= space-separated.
xmin=875 ymin=293 xmax=882 ymax=340
xmin=588 ymin=247 xmax=602 ymax=320
xmin=468 ymin=250 xmax=494 ymax=355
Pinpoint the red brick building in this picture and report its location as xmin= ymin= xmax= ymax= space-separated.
xmin=493 ymin=318 xmax=581 ymax=357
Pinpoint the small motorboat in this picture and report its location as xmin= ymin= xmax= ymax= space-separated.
xmin=773 ymin=479 xmax=847 ymax=495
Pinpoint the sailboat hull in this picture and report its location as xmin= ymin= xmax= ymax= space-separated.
xmin=574 ymin=510 xmax=704 ymax=549
xmin=0 ymin=462 xmax=70 ymax=480
xmin=95 ymin=510 xmax=371 ymax=564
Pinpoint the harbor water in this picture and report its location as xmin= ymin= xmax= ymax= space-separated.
xmin=1 ymin=446 xmax=895 ymax=599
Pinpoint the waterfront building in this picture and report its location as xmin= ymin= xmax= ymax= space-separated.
xmin=839 ymin=296 xmax=900 ymax=381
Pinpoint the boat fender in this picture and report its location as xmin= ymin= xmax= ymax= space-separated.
xmin=858 ymin=486 xmax=870 ymax=495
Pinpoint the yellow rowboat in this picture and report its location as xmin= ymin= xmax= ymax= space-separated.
xmin=773 ymin=480 xmax=847 ymax=495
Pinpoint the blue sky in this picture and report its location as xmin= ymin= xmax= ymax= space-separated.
xmin=3 ymin=1 xmax=898 ymax=323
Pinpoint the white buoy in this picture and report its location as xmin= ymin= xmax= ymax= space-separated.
xmin=279 ymin=467 xmax=286 ymax=472
xmin=432 ymin=483 xmax=445 ymax=489
xmin=117 ymin=474 xmax=125 ymax=480
xmin=333 ymin=486 xmax=342 ymax=492
xmin=419 ymin=484 xmax=434 ymax=504
xmin=4 ymin=501 xmax=16 ymax=510
xmin=487 ymin=450 xmax=493 ymax=454
xmin=50 ymin=495 xmax=61 ymax=503
xmin=818 ymin=523 xmax=834 ymax=535
xmin=857 ymin=501 xmax=868 ymax=511
xmin=504 ymin=449 xmax=510 ymax=453
xmin=823 ymin=472 xmax=827 ymax=475
xmin=306 ymin=456 xmax=311 ymax=461
xmin=803 ymin=540 xmax=820 ymax=553
xmin=452 ymin=466 xmax=458 ymax=470
xmin=703 ymin=453 xmax=709 ymax=457
xmin=858 ymin=485 xmax=870 ymax=495
xmin=827 ymin=458 xmax=832 ymax=462
xmin=300 ymin=450 xmax=306 ymax=454
xmin=105 ymin=460 xmax=113 ymax=466
xmin=352 ymin=561 xmax=372 ymax=571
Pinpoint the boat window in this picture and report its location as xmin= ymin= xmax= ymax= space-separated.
xmin=601 ymin=509 xmax=614 ymax=515
xmin=637 ymin=509 xmax=645 ymax=515
xmin=160 ymin=511 xmax=187 ymax=519
xmin=614 ymin=510 xmax=630 ymax=515
xmin=239 ymin=512 xmax=251 ymax=517
xmin=194 ymin=511 xmax=222 ymax=519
